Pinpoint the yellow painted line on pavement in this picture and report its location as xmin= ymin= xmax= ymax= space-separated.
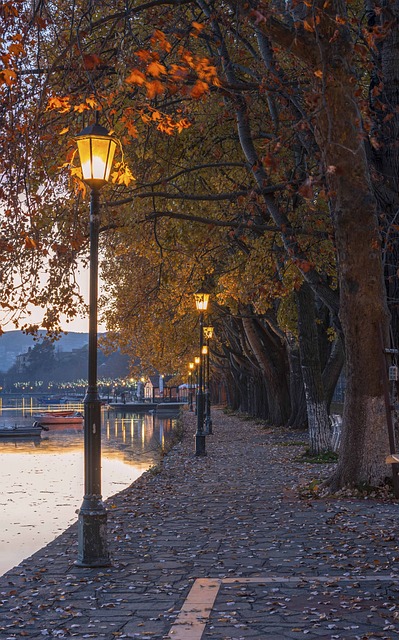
xmin=166 ymin=574 xmax=398 ymax=639
xmin=166 ymin=578 xmax=221 ymax=639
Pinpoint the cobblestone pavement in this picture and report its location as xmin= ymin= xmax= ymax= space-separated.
xmin=1 ymin=408 xmax=399 ymax=639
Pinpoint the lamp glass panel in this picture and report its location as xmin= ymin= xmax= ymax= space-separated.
xmin=77 ymin=136 xmax=117 ymax=183
xmin=194 ymin=357 xmax=200 ymax=365
xmin=194 ymin=292 xmax=209 ymax=311
xmin=203 ymin=326 xmax=214 ymax=339
xmin=76 ymin=138 xmax=92 ymax=181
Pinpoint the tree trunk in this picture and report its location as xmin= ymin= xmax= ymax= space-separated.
xmin=296 ymin=282 xmax=331 ymax=453
xmin=286 ymin=335 xmax=308 ymax=429
xmin=242 ymin=312 xmax=291 ymax=425
xmin=310 ymin=5 xmax=391 ymax=487
xmin=322 ymin=337 xmax=345 ymax=412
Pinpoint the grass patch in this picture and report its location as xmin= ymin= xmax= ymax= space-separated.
xmin=147 ymin=463 xmax=163 ymax=476
xmin=158 ymin=415 xmax=186 ymax=459
xmin=300 ymin=449 xmax=339 ymax=464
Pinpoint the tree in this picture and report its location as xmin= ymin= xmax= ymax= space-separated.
xmin=1 ymin=0 xmax=396 ymax=486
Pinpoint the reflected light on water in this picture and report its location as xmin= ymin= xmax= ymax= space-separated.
xmin=0 ymin=410 xmax=176 ymax=577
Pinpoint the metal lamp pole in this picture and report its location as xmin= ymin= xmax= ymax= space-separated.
xmin=194 ymin=356 xmax=200 ymax=415
xmin=202 ymin=344 xmax=209 ymax=434
xmin=196 ymin=312 xmax=206 ymax=455
xmin=189 ymin=363 xmax=195 ymax=412
xmin=203 ymin=326 xmax=214 ymax=435
xmin=74 ymin=123 xmax=117 ymax=567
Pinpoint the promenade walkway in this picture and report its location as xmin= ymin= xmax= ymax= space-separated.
xmin=1 ymin=408 xmax=399 ymax=639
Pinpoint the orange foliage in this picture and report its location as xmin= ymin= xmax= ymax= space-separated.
xmin=146 ymin=79 xmax=165 ymax=98
xmin=125 ymin=69 xmax=146 ymax=85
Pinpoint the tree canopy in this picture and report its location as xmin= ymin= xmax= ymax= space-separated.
xmin=1 ymin=0 xmax=399 ymax=489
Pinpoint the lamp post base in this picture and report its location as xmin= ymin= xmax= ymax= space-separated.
xmin=76 ymin=497 xmax=110 ymax=567
xmin=195 ymin=433 xmax=206 ymax=456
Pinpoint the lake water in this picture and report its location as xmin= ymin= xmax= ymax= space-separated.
xmin=0 ymin=407 xmax=177 ymax=577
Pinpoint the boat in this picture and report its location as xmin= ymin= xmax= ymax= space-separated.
xmin=32 ymin=411 xmax=84 ymax=428
xmin=37 ymin=395 xmax=83 ymax=405
xmin=0 ymin=423 xmax=49 ymax=438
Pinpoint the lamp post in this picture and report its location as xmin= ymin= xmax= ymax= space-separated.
xmin=75 ymin=122 xmax=117 ymax=567
xmin=188 ymin=362 xmax=195 ymax=411
xmin=193 ymin=287 xmax=210 ymax=456
xmin=203 ymin=326 xmax=214 ymax=434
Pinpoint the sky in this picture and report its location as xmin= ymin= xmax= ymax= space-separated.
xmin=1 ymin=264 xmax=107 ymax=334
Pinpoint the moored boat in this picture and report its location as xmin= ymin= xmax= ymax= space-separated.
xmin=0 ymin=423 xmax=48 ymax=438
xmin=32 ymin=411 xmax=84 ymax=427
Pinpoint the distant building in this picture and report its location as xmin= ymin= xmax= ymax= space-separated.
xmin=15 ymin=347 xmax=33 ymax=373
xmin=144 ymin=375 xmax=179 ymax=401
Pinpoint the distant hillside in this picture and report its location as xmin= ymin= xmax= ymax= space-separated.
xmin=0 ymin=330 xmax=92 ymax=372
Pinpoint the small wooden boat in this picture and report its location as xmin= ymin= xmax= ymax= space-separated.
xmin=32 ymin=411 xmax=84 ymax=427
xmin=0 ymin=423 xmax=48 ymax=438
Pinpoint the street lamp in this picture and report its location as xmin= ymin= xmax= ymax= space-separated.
xmin=203 ymin=326 xmax=214 ymax=434
xmin=193 ymin=287 xmax=210 ymax=456
xmin=74 ymin=122 xmax=117 ymax=567
xmin=188 ymin=362 xmax=195 ymax=411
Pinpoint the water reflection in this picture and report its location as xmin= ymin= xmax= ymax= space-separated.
xmin=0 ymin=409 xmax=177 ymax=577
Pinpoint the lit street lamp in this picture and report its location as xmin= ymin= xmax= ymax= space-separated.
xmin=193 ymin=287 xmax=210 ymax=456
xmin=75 ymin=122 xmax=117 ymax=567
xmin=203 ymin=326 xmax=214 ymax=434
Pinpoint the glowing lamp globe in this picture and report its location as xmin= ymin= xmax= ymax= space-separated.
xmin=203 ymin=326 xmax=214 ymax=340
xmin=76 ymin=123 xmax=117 ymax=189
xmin=194 ymin=287 xmax=210 ymax=311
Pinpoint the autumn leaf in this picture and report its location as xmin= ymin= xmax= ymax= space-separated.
xmin=111 ymin=162 xmax=135 ymax=186
xmin=73 ymin=102 xmax=90 ymax=113
xmin=46 ymin=96 xmax=71 ymax=113
xmin=146 ymin=80 xmax=165 ymax=98
xmin=24 ymin=236 xmax=37 ymax=250
xmin=169 ymin=64 xmax=189 ymax=82
xmin=192 ymin=21 xmax=204 ymax=32
xmin=8 ymin=42 xmax=25 ymax=56
xmin=191 ymin=80 xmax=209 ymax=99
xmin=135 ymin=49 xmax=153 ymax=62
xmin=85 ymin=96 xmax=98 ymax=109
xmin=82 ymin=53 xmax=103 ymax=70
xmin=151 ymin=30 xmax=172 ymax=53
xmin=147 ymin=61 xmax=167 ymax=77
xmin=0 ymin=69 xmax=17 ymax=86
xmin=303 ymin=19 xmax=315 ymax=32
xmin=176 ymin=118 xmax=191 ymax=133
xmin=124 ymin=120 xmax=139 ymax=137
xmin=126 ymin=69 xmax=146 ymax=85
xmin=70 ymin=166 xmax=83 ymax=180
